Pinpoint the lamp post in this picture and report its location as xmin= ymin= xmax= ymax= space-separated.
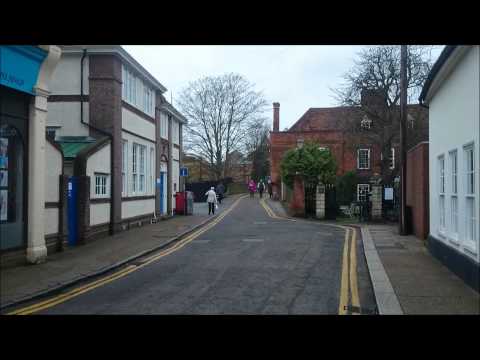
xmin=399 ymin=45 xmax=408 ymax=235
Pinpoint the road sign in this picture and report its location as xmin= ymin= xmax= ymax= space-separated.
xmin=180 ymin=167 xmax=188 ymax=177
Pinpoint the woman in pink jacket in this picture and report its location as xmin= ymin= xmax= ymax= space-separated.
xmin=248 ymin=180 xmax=257 ymax=199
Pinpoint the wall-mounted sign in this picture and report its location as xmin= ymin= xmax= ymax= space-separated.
xmin=180 ymin=167 xmax=188 ymax=177
xmin=384 ymin=187 xmax=394 ymax=201
xmin=0 ymin=46 xmax=47 ymax=95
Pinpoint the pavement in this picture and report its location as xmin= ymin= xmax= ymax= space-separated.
xmin=364 ymin=224 xmax=480 ymax=314
xmin=3 ymin=194 xmax=376 ymax=314
xmin=0 ymin=194 xmax=240 ymax=310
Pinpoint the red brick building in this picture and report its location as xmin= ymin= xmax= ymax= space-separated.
xmin=269 ymin=98 xmax=428 ymax=202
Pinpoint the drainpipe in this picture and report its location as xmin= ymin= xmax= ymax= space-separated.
xmin=80 ymin=48 xmax=116 ymax=235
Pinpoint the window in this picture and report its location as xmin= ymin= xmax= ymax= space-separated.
xmin=464 ymin=144 xmax=476 ymax=249
xmin=449 ymin=150 xmax=458 ymax=237
xmin=122 ymin=65 xmax=155 ymax=117
xmin=160 ymin=113 xmax=168 ymax=139
xmin=132 ymin=143 xmax=138 ymax=193
xmin=389 ymin=148 xmax=395 ymax=169
xmin=150 ymin=147 xmax=154 ymax=193
xmin=407 ymin=114 xmax=415 ymax=129
xmin=94 ymin=174 xmax=108 ymax=197
xmin=139 ymin=145 xmax=145 ymax=192
xmin=361 ymin=115 xmax=372 ymax=129
xmin=122 ymin=140 xmax=128 ymax=195
xmin=357 ymin=149 xmax=370 ymax=169
xmin=357 ymin=184 xmax=370 ymax=202
xmin=438 ymin=155 xmax=445 ymax=232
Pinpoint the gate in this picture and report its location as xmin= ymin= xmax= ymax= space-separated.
xmin=325 ymin=183 xmax=337 ymax=220
xmin=382 ymin=183 xmax=399 ymax=222
xmin=304 ymin=182 xmax=316 ymax=217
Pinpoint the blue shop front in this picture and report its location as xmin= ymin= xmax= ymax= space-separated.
xmin=0 ymin=46 xmax=48 ymax=252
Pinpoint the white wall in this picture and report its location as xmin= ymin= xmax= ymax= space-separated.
xmin=45 ymin=208 xmax=59 ymax=236
xmin=45 ymin=141 xmax=62 ymax=202
xmin=122 ymin=130 xmax=156 ymax=197
xmin=86 ymin=143 xmax=111 ymax=199
xmin=90 ymin=203 xmax=110 ymax=225
xmin=122 ymin=199 xmax=155 ymax=219
xmin=44 ymin=141 xmax=62 ymax=236
xmin=122 ymin=107 xmax=155 ymax=142
xmin=429 ymin=46 xmax=480 ymax=263
xmin=49 ymin=53 xmax=89 ymax=95
xmin=46 ymin=102 xmax=90 ymax=137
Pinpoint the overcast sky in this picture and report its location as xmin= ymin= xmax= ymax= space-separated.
xmin=123 ymin=45 xmax=444 ymax=130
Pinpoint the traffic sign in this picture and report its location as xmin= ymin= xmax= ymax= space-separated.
xmin=180 ymin=167 xmax=188 ymax=177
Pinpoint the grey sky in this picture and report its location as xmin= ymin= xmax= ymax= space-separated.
xmin=123 ymin=45 xmax=444 ymax=130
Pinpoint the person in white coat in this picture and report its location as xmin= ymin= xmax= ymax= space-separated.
xmin=205 ymin=187 xmax=218 ymax=215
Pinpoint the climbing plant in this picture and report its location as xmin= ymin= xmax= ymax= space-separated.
xmin=280 ymin=142 xmax=337 ymax=188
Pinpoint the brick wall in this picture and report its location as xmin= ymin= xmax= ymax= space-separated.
xmin=406 ymin=142 xmax=429 ymax=239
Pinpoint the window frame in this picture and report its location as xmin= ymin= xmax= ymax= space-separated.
xmin=438 ymin=154 xmax=446 ymax=234
xmin=447 ymin=149 xmax=458 ymax=241
xmin=94 ymin=173 xmax=109 ymax=198
xmin=463 ymin=143 xmax=476 ymax=253
xmin=357 ymin=148 xmax=371 ymax=170
xmin=357 ymin=184 xmax=370 ymax=202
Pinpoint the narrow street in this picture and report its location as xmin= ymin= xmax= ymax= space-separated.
xmin=9 ymin=196 xmax=376 ymax=315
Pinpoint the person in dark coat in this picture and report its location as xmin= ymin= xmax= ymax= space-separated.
xmin=257 ymin=181 xmax=265 ymax=198
xmin=216 ymin=182 xmax=225 ymax=204
xmin=267 ymin=181 xmax=273 ymax=198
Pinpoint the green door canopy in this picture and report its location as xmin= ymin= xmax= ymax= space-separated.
xmin=56 ymin=136 xmax=96 ymax=159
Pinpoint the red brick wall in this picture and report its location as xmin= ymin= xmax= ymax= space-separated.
xmin=406 ymin=142 xmax=429 ymax=239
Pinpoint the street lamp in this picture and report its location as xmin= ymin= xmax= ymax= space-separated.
xmin=399 ymin=45 xmax=408 ymax=235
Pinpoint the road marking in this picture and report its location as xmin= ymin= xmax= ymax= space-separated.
xmin=349 ymin=227 xmax=360 ymax=314
xmin=7 ymin=195 xmax=247 ymax=315
xmin=338 ymin=228 xmax=350 ymax=315
xmin=261 ymin=199 xmax=361 ymax=315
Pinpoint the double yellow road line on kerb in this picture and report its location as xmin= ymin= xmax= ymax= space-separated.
xmin=7 ymin=195 xmax=248 ymax=315
xmin=260 ymin=199 xmax=360 ymax=315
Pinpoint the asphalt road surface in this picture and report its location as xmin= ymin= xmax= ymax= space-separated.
xmin=27 ymin=196 xmax=376 ymax=314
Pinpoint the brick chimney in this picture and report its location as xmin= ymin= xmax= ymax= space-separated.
xmin=273 ymin=102 xmax=280 ymax=132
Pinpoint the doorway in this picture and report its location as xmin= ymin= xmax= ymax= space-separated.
xmin=0 ymin=87 xmax=29 ymax=251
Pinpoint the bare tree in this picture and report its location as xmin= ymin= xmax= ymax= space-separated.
xmin=332 ymin=45 xmax=437 ymax=182
xmin=178 ymin=73 xmax=267 ymax=180
xmin=244 ymin=119 xmax=270 ymax=181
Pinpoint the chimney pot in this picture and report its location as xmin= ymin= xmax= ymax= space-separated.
xmin=273 ymin=102 xmax=280 ymax=131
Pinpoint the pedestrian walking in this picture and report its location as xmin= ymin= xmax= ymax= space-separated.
xmin=248 ymin=179 xmax=256 ymax=199
xmin=258 ymin=181 xmax=265 ymax=199
xmin=267 ymin=181 xmax=273 ymax=199
xmin=205 ymin=186 xmax=218 ymax=215
xmin=216 ymin=182 xmax=225 ymax=204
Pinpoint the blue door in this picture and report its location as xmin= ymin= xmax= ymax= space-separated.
xmin=67 ymin=176 xmax=78 ymax=246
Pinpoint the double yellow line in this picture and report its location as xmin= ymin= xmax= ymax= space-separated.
xmin=338 ymin=226 xmax=360 ymax=315
xmin=260 ymin=199 xmax=360 ymax=315
xmin=259 ymin=199 xmax=296 ymax=222
xmin=7 ymin=195 xmax=247 ymax=315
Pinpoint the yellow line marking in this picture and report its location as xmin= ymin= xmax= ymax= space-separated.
xmin=338 ymin=228 xmax=350 ymax=315
xmin=349 ymin=227 xmax=360 ymax=314
xmin=259 ymin=199 xmax=296 ymax=222
xmin=260 ymin=199 xmax=361 ymax=315
xmin=8 ymin=195 xmax=247 ymax=315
